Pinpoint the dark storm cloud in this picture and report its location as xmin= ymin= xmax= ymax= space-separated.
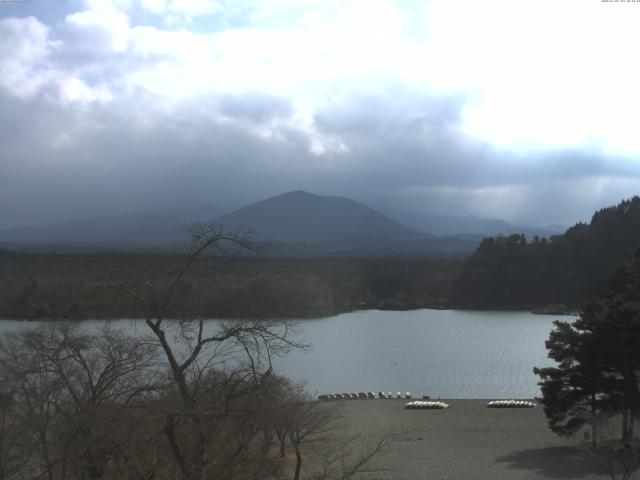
xmin=0 ymin=86 xmax=638 ymax=231
xmin=219 ymin=93 xmax=293 ymax=123
xmin=2 ymin=1 xmax=639 ymax=234
xmin=313 ymin=93 xmax=640 ymax=190
xmin=0 ymin=90 xmax=319 ymax=228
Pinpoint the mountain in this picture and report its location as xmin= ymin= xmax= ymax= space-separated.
xmin=216 ymin=191 xmax=421 ymax=242
xmin=388 ymin=211 xmax=564 ymax=238
xmin=0 ymin=191 xmax=483 ymax=256
xmin=214 ymin=191 xmax=480 ymax=256
xmin=452 ymin=196 xmax=640 ymax=308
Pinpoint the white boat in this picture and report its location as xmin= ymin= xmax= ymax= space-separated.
xmin=486 ymin=399 xmax=536 ymax=408
xmin=405 ymin=400 xmax=449 ymax=410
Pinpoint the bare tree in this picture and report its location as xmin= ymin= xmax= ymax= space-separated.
xmin=310 ymin=434 xmax=390 ymax=480
xmin=0 ymin=326 xmax=70 ymax=480
xmin=287 ymin=391 xmax=337 ymax=480
xmin=0 ymin=322 xmax=159 ymax=480
xmin=584 ymin=415 xmax=640 ymax=480
xmin=268 ymin=376 xmax=297 ymax=459
xmin=0 ymin=390 xmax=22 ymax=480
xmin=112 ymin=223 xmax=304 ymax=480
xmin=283 ymin=388 xmax=394 ymax=480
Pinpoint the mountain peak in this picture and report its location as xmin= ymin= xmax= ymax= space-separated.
xmin=268 ymin=190 xmax=347 ymax=202
xmin=278 ymin=190 xmax=316 ymax=197
xmin=216 ymin=191 xmax=419 ymax=245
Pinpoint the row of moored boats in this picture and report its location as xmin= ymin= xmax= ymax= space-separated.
xmin=406 ymin=399 xmax=536 ymax=409
xmin=405 ymin=401 xmax=450 ymax=409
xmin=318 ymin=393 xmax=536 ymax=409
xmin=319 ymin=391 xmax=421 ymax=401
xmin=486 ymin=400 xmax=536 ymax=408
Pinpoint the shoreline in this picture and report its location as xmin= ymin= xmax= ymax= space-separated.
xmin=0 ymin=305 xmax=579 ymax=322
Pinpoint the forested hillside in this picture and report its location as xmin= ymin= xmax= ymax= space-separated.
xmin=452 ymin=196 xmax=640 ymax=309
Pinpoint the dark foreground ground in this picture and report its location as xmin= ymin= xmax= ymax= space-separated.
xmin=335 ymin=399 xmax=608 ymax=480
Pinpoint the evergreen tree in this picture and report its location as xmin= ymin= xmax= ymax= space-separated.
xmin=534 ymin=302 xmax=613 ymax=443
xmin=535 ymin=249 xmax=640 ymax=444
xmin=599 ymin=250 xmax=640 ymax=443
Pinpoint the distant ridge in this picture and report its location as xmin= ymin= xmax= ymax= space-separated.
xmin=388 ymin=211 xmax=565 ymax=238
xmin=0 ymin=212 xmax=197 ymax=251
xmin=0 ymin=191 xmax=482 ymax=256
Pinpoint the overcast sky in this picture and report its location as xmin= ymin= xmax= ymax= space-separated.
xmin=1 ymin=0 xmax=639 ymax=229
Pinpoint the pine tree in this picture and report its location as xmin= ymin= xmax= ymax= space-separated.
xmin=534 ymin=302 xmax=612 ymax=443
xmin=535 ymin=249 xmax=640 ymax=444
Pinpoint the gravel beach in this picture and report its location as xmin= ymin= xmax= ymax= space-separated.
xmin=331 ymin=399 xmax=609 ymax=480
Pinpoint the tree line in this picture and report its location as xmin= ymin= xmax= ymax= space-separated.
xmin=0 ymin=252 xmax=459 ymax=320
xmin=452 ymin=196 xmax=640 ymax=309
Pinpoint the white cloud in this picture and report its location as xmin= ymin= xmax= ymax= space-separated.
xmin=0 ymin=11 xmax=128 ymax=105
xmin=58 ymin=76 xmax=113 ymax=105
xmin=423 ymin=0 xmax=640 ymax=156
xmin=168 ymin=0 xmax=220 ymax=16
xmin=64 ymin=9 xmax=131 ymax=53
xmin=141 ymin=0 xmax=166 ymax=13
xmin=3 ymin=0 xmax=640 ymax=159
xmin=83 ymin=0 xmax=134 ymax=13
xmin=0 ymin=16 xmax=52 ymax=99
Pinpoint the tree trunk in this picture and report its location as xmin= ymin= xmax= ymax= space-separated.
xmin=275 ymin=430 xmax=286 ymax=457
xmin=293 ymin=444 xmax=302 ymax=480
xmin=163 ymin=415 xmax=190 ymax=480
xmin=622 ymin=408 xmax=630 ymax=444
xmin=262 ymin=430 xmax=272 ymax=449
xmin=279 ymin=439 xmax=286 ymax=458
xmin=39 ymin=433 xmax=55 ymax=480
xmin=198 ymin=428 xmax=209 ymax=480
xmin=591 ymin=393 xmax=598 ymax=448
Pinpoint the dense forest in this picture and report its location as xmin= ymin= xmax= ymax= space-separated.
xmin=0 ymin=253 xmax=459 ymax=320
xmin=452 ymin=196 xmax=640 ymax=309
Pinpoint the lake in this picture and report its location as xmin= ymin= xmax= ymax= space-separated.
xmin=0 ymin=309 xmax=562 ymax=399
xmin=274 ymin=309 xmax=560 ymax=399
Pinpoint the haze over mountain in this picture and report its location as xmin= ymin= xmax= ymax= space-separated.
xmin=215 ymin=191 xmax=462 ymax=256
xmin=0 ymin=191 xmax=490 ymax=255
xmin=0 ymin=190 xmax=574 ymax=255
xmin=216 ymin=191 xmax=420 ymax=242
xmin=0 ymin=203 xmax=223 ymax=251
xmin=391 ymin=212 xmax=565 ymax=238
xmin=0 ymin=213 xmax=191 ymax=250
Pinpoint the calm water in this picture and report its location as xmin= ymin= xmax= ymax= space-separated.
xmin=273 ymin=309 xmax=558 ymax=398
xmin=0 ymin=309 xmax=561 ymax=398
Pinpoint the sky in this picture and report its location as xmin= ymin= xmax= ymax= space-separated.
xmin=1 ymin=0 xmax=640 ymax=230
